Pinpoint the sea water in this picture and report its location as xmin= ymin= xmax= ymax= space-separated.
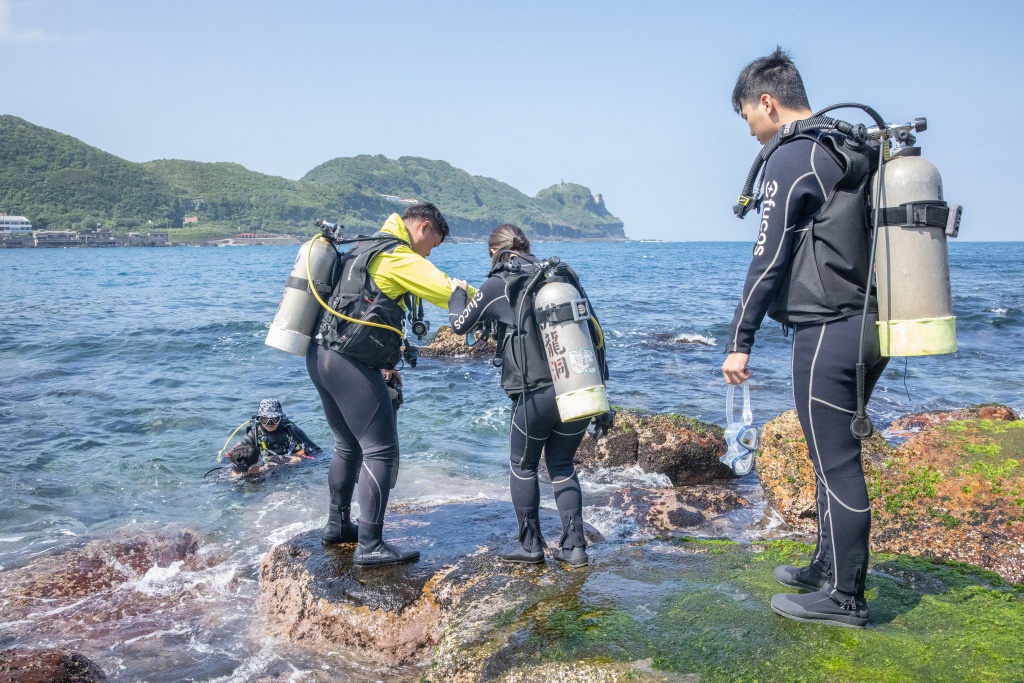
xmin=1 ymin=241 xmax=1022 ymax=679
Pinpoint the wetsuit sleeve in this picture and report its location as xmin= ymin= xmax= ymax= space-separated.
xmin=370 ymin=245 xmax=476 ymax=309
xmin=448 ymin=276 xmax=514 ymax=334
xmin=287 ymin=423 xmax=321 ymax=453
xmin=726 ymin=140 xmax=826 ymax=354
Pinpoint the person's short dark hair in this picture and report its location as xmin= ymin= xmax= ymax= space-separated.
xmin=230 ymin=443 xmax=259 ymax=473
xmin=731 ymin=47 xmax=810 ymax=114
xmin=402 ymin=202 xmax=450 ymax=243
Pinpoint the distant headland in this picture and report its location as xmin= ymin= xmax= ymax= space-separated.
xmin=0 ymin=116 xmax=627 ymax=245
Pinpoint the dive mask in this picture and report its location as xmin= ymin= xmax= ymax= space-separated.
xmin=721 ymin=381 xmax=759 ymax=476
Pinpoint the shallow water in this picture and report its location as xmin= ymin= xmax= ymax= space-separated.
xmin=1 ymin=241 xmax=1021 ymax=679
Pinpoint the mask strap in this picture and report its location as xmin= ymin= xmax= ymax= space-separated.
xmin=741 ymin=382 xmax=752 ymax=426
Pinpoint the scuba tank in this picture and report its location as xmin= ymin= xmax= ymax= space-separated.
xmin=265 ymin=221 xmax=340 ymax=356
xmin=873 ymin=143 xmax=962 ymax=356
xmin=533 ymin=262 xmax=609 ymax=422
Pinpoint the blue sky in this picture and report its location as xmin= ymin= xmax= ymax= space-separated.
xmin=1 ymin=0 xmax=1020 ymax=240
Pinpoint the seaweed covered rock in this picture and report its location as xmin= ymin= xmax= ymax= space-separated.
xmin=418 ymin=325 xmax=496 ymax=359
xmin=0 ymin=649 xmax=108 ymax=682
xmin=607 ymin=486 xmax=749 ymax=535
xmin=888 ymin=404 xmax=1019 ymax=436
xmin=755 ymin=405 xmax=1024 ymax=582
xmin=870 ymin=414 xmax=1024 ymax=583
xmin=754 ymin=409 xmax=890 ymax=531
xmin=428 ymin=538 xmax=1024 ymax=682
xmin=575 ymin=410 xmax=732 ymax=485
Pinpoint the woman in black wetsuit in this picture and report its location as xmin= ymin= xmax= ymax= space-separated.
xmin=448 ymin=224 xmax=593 ymax=567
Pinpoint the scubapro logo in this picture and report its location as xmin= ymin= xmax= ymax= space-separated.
xmin=754 ymin=180 xmax=778 ymax=256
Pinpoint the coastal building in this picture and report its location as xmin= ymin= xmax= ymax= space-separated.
xmin=0 ymin=214 xmax=33 ymax=233
xmin=33 ymin=231 xmax=79 ymax=247
xmin=183 ymin=214 xmax=199 ymax=228
xmin=80 ymin=231 xmax=117 ymax=247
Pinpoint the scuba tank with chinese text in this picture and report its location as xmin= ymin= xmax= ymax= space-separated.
xmin=533 ymin=262 xmax=609 ymax=422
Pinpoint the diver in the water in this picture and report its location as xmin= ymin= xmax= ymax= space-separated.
xmin=226 ymin=398 xmax=322 ymax=476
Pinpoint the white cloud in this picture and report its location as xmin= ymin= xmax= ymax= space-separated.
xmin=0 ymin=0 xmax=58 ymax=43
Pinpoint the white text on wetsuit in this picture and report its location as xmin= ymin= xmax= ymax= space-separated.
xmin=754 ymin=180 xmax=778 ymax=257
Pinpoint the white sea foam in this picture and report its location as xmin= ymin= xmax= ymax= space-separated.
xmin=673 ymin=332 xmax=717 ymax=346
xmin=0 ymin=536 xmax=24 ymax=542
xmin=583 ymin=465 xmax=673 ymax=491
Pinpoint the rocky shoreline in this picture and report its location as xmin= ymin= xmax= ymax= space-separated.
xmin=2 ymin=401 xmax=1022 ymax=681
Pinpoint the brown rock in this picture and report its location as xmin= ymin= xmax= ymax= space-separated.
xmin=755 ymin=405 xmax=1024 ymax=583
xmin=888 ymin=404 xmax=1018 ymax=435
xmin=0 ymin=649 xmax=108 ymax=682
xmin=418 ymin=325 xmax=496 ymax=359
xmin=575 ymin=410 xmax=733 ymax=485
xmin=608 ymin=486 xmax=749 ymax=535
xmin=257 ymin=502 xmax=582 ymax=668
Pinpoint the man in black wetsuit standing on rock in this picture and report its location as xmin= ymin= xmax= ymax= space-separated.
xmin=721 ymin=49 xmax=888 ymax=628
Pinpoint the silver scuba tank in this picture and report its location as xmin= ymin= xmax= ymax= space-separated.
xmin=533 ymin=279 xmax=609 ymax=422
xmin=873 ymin=147 xmax=960 ymax=356
xmin=265 ymin=237 xmax=336 ymax=356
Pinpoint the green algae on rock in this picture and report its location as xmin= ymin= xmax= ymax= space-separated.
xmin=427 ymin=538 xmax=1024 ymax=683
xmin=755 ymin=405 xmax=1024 ymax=584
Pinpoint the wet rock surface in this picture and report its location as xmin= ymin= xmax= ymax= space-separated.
xmin=419 ymin=325 xmax=496 ymax=359
xmin=427 ymin=538 xmax=1024 ymax=682
xmin=755 ymin=405 xmax=1024 ymax=582
xmin=607 ymin=486 xmax=749 ymax=535
xmin=575 ymin=410 xmax=732 ymax=485
xmin=257 ymin=502 xmax=572 ymax=667
xmin=0 ymin=529 xmax=239 ymax=681
xmin=0 ymin=649 xmax=108 ymax=682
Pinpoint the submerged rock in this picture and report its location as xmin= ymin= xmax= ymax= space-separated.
xmin=419 ymin=325 xmax=496 ymax=359
xmin=575 ymin=410 xmax=732 ymax=485
xmin=607 ymin=486 xmax=749 ymax=535
xmin=755 ymin=405 xmax=1024 ymax=583
xmin=0 ymin=649 xmax=108 ymax=682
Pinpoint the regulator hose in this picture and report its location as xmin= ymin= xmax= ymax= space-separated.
xmin=305 ymin=235 xmax=405 ymax=338
xmin=217 ymin=420 xmax=251 ymax=462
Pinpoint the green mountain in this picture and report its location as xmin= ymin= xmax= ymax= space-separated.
xmin=0 ymin=116 xmax=625 ymax=240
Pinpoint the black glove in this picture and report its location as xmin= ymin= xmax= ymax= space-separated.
xmin=589 ymin=409 xmax=616 ymax=440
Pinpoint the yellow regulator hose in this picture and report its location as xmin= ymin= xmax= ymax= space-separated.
xmin=306 ymin=236 xmax=404 ymax=337
xmin=217 ymin=421 xmax=251 ymax=461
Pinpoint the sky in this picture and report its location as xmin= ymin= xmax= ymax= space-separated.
xmin=1 ymin=0 xmax=1020 ymax=240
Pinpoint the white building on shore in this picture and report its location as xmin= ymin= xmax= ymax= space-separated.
xmin=0 ymin=214 xmax=33 ymax=233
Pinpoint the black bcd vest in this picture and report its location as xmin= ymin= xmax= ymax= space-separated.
xmin=766 ymin=131 xmax=880 ymax=326
xmin=493 ymin=255 xmax=609 ymax=396
xmin=316 ymin=233 xmax=407 ymax=369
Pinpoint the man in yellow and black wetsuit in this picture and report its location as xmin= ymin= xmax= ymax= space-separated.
xmin=308 ymin=203 xmax=471 ymax=565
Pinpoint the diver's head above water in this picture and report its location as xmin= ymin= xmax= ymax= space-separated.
xmin=488 ymin=223 xmax=531 ymax=266
xmin=255 ymin=398 xmax=284 ymax=432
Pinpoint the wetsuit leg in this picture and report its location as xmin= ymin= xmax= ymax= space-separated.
xmin=508 ymin=386 xmax=559 ymax=550
xmin=306 ymin=345 xmax=398 ymax=530
xmin=792 ymin=314 xmax=888 ymax=599
xmin=543 ymin=407 xmax=590 ymax=549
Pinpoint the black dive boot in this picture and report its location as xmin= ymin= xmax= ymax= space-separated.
xmin=553 ymin=515 xmax=588 ymax=568
xmin=771 ymin=588 xmax=868 ymax=628
xmin=352 ymin=521 xmax=419 ymax=566
xmin=499 ymin=517 xmax=545 ymax=564
xmin=774 ymin=561 xmax=831 ymax=591
xmin=321 ymin=504 xmax=358 ymax=545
